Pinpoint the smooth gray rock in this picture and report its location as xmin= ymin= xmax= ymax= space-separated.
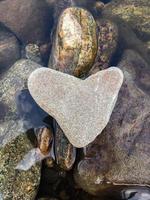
xmin=28 ymin=67 xmax=123 ymax=148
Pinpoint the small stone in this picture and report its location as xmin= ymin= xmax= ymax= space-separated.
xmin=53 ymin=121 xmax=76 ymax=170
xmin=25 ymin=43 xmax=42 ymax=64
xmin=28 ymin=67 xmax=123 ymax=148
xmin=49 ymin=7 xmax=97 ymax=77
xmin=0 ymin=23 xmax=20 ymax=74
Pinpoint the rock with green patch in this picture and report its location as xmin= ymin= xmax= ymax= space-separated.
xmin=49 ymin=7 xmax=97 ymax=77
xmin=0 ymin=59 xmax=42 ymax=199
xmin=102 ymin=0 xmax=150 ymax=41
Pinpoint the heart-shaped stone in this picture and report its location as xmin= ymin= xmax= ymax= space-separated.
xmin=28 ymin=67 xmax=123 ymax=148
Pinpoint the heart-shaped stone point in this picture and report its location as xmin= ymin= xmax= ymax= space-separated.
xmin=28 ymin=67 xmax=123 ymax=148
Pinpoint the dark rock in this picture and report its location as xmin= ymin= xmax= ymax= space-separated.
xmin=90 ymin=19 xmax=118 ymax=72
xmin=74 ymin=50 xmax=150 ymax=195
xmin=53 ymin=121 xmax=76 ymax=171
xmin=0 ymin=0 xmax=53 ymax=44
xmin=0 ymin=24 xmax=20 ymax=74
xmin=15 ymin=89 xmax=51 ymax=130
xmin=102 ymin=0 xmax=150 ymax=41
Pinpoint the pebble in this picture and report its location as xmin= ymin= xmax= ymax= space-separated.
xmin=49 ymin=7 xmax=97 ymax=77
xmin=28 ymin=67 xmax=123 ymax=148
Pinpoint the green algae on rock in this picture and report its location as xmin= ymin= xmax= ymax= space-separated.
xmin=49 ymin=7 xmax=97 ymax=77
xmin=0 ymin=133 xmax=41 ymax=200
xmin=102 ymin=0 xmax=150 ymax=41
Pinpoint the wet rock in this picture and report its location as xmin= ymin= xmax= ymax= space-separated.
xmin=91 ymin=19 xmax=118 ymax=71
xmin=49 ymin=7 xmax=97 ymax=77
xmin=53 ymin=121 xmax=76 ymax=170
xmin=74 ymin=50 xmax=150 ymax=195
xmin=15 ymin=89 xmax=51 ymax=130
xmin=37 ymin=127 xmax=53 ymax=156
xmin=28 ymin=67 xmax=123 ymax=148
xmin=53 ymin=0 xmax=103 ymax=22
xmin=102 ymin=0 xmax=150 ymax=41
xmin=0 ymin=133 xmax=41 ymax=200
xmin=0 ymin=59 xmax=42 ymax=146
xmin=0 ymin=0 xmax=53 ymax=44
xmin=25 ymin=44 xmax=42 ymax=64
xmin=0 ymin=23 xmax=20 ymax=74
xmin=0 ymin=59 xmax=43 ymax=198
xmin=113 ymin=20 xmax=150 ymax=65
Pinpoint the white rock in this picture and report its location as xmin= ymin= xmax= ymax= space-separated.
xmin=28 ymin=67 xmax=123 ymax=148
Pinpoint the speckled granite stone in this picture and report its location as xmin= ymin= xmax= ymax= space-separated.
xmin=28 ymin=67 xmax=123 ymax=148
xmin=49 ymin=7 xmax=97 ymax=77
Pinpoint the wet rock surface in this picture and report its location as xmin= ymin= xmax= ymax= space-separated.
xmin=0 ymin=133 xmax=41 ymax=200
xmin=0 ymin=0 xmax=53 ymax=44
xmin=0 ymin=24 xmax=20 ymax=74
xmin=74 ymin=49 xmax=150 ymax=195
xmin=0 ymin=59 xmax=44 ymax=145
xmin=90 ymin=19 xmax=118 ymax=73
xmin=49 ymin=7 xmax=97 ymax=77
xmin=53 ymin=121 xmax=76 ymax=171
xmin=28 ymin=67 xmax=123 ymax=148
xmin=102 ymin=0 xmax=150 ymax=41
xmin=0 ymin=59 xmax=43 ymax=199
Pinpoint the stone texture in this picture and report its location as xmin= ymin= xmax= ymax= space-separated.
xmin=0 ymin=133 xmax=41 ymax=200
xmin=0 ymin=0 xmax=53 ymax=44
xmin=28 ymin=67 xmax=123 ymax=148
xmin=0 ymin=23 xmax=20 ymax=74
xmin=89 ymin=19 xmax=118 ymax=73
xmin=49 ymin=7 xmax=97 ymax=77
xmin=0 ymin=59 xmax=43 ymax=146
xmin=0 ymin=59 xmax=42 ymax=199
xmin=102 ymin=0 xmax=150 ymax=41
xmin=53 ymin=121 xmax=76 ymax=170
xmin=74 ymin=50 xmax=150 ymax=195
xmin=25 ymin=43 xmax=42 ymax=64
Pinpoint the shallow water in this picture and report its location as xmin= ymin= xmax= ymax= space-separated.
xmin=0 ymin=0 xmax=150 ymax=199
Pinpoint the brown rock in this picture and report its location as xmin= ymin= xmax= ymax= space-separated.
xmin=0 ymin=24 xmax=20 ymax=74
xmin=49 ymin=7 xmax=97 ymax=77
xmin=0 ymin=0 xmax=53 ymax=44
xmin=74 ymin=50 xmax=150 ymax=195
